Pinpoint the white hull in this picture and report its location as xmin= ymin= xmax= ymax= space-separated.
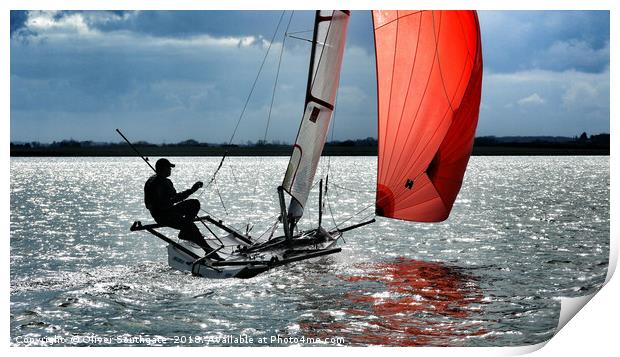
xmin=167 ymin=243 xmax=270 ymax=279
xmin=167 ymin=228 xmax=341 ymax=279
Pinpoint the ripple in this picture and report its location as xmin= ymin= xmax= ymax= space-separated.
xmin=10 ymin=156 xmax=609 ymax=346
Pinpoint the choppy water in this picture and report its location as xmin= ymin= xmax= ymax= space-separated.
xmin=10 ymin=156 xmax=609 ymax=346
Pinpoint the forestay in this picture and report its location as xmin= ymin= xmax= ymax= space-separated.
xmin=373 ymin=10 xmax=483 ymax=222
xmin=282 ymin=10 xmax=350 ymax=219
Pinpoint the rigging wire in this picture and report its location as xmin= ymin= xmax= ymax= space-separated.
xmin=287 ymin=29 xmax=313 ymax=35
xmin=286 ymin=35 xmax=313 ymax=43
xmin=199 ymin=205 xmax=280 ymax=239
xmin=329 ymin=182 xmax=376 ymax=194
xmin=224 ymin=10 xmax=287 ymax=148
xmin=198 ymin=10 xmax=287 ymax=217
xmin=322 ymin=92 xmax=377 ymax=233
xmin=326 ymin=193 xmax=339 ymax=229
xmin=245 ymin=11 xmax=295 ymax=228
xmin=202 ymin=10 xmax=287 ymax=194
xmin=244 ymin=214 xmax=282 ymax=246
xmin=330 ymin=202 xmax=376 ymax=232
xmin=212 ymin=176 xmax=228 ymax=216
xmin=195 ymin=10 xmax=376 ymax=241
xmin=324 ymin=92 xmax=339 ymax=229
xmin=263 ymin=11 xmax=294 ymax=143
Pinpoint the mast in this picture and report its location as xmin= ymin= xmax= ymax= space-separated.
xmin=280 ymin=10 xmax=350 ymax=231
xmin=277 ymin=186 xmax=292 ymax=241
xmin=318 ymin=178 xmax=323 ymax=228
xmin=305 ymin=10 xmax=321 ymax=104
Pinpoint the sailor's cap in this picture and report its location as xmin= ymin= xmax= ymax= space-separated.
xmin=155 ymin=158 xmax=175 ymax=170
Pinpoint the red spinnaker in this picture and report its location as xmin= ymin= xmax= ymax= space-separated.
xmin=373 ymin=10 xmax=483 ymax=222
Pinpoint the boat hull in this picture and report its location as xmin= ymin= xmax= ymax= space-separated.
xmin=167 ymin=244 xmax=270 ymax=279
xmin=166 ymin=228 xmax=342 ymax=279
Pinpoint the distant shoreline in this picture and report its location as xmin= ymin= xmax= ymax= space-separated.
xmin=11 ymin=134 xmax=610 ymax=157
xmin=9 ymin=144 xmax=610 ymax=157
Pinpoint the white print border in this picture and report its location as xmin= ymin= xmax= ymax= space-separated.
xmin=11 ymin=333 xmax=347 ymax=347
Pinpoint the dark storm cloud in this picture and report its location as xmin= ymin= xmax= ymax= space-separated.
xmin=479 ymin=11 xmax=609 ymax=73
xmin=50 ymin=10 xmax=128 ymax=22
xmin=113 ymin=11 xmax=284 ymax=38
xmin=9 ymin=10 xmax=610 ymax=142
xmin=10 ymin=10 xmax=28 ymax=34
xmin=9 ymin=10 xmax=375 ymax=113
xmin=10 ymin=10 xmax=33 ymax=38
xmin=42 ymin=10 xmax=374 ymax=50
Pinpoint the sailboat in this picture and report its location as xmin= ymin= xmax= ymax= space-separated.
xmin=128 ymin=10 xmax=483 ymax=279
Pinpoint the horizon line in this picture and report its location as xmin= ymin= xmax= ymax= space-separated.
xmin=9 ymin=132 xmax=611 ymax=146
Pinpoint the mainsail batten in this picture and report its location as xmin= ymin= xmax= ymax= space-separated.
xmin=282 ymin=10 xmax=350 ymax=219
xmin=373 ymin=10 xmax=483 ymax=222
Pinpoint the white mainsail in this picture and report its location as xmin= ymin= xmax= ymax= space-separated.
xmin=282 ymin=10 xmax=350 ymax=220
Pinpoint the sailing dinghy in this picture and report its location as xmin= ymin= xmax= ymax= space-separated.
xmin=128 ymin=10 xmax=483 ymax=279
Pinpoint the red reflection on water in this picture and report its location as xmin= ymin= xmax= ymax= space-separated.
xmin=300 ymin=257 xmax=487 ymax=346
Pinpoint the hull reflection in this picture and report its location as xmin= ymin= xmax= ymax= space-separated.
xmin=300 ymin=258 xmax=487 ymax=346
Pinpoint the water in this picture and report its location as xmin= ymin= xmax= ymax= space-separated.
xmin=10 ymin=156 xmax=609 ymax=346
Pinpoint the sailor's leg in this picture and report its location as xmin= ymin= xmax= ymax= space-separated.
xmin=168 ymin=200 xmax=199 ymax=239
xmin=169 ymin=200 xmax=224 ymax=260
xmin=182 ymin=224 xmax=224 ymax=260
xmin=175 ymin=199 xmax=200 ymax=221
xmin=179 ymin=215 xmax=224 ymax=259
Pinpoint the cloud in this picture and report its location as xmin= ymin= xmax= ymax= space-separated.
xmin=10 ymin=10 xmax=38 ymax=42
xmin=562 ymin=81 xmax=600 ymax=109
xmin=13 ymin=10 xmax=375 ymax=51
xmin=479 ymin=68 xmax=609 ymax=136
xmin=338 ymin=85 xmax=369 ymax=107
xmin=10 ymin=10 xmax=29 ymax=36
xmin=10 ymin=13 xmax=377 ymax=143
xmin=10 ymin=10 xmax=609 ymax=143
xmin=478 ymin=11 xmax=609 ymax=73
xmin=101 ymin=11 xmax=287 ymax=39
xmin=536 ymin=39 xmax=609 ymax=73
xmin=16 ymin=11 xmax=265 ymax=50
xmin=12 ymin=10 xmax=127 ymax=39
xmin=16 ymin=10 xmax=297 ymax=42
xmin=517 ymin=93 xmax=545 ymax=106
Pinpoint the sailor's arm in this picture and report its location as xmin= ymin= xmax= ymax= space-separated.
xmin=171 ymin=181 xmax=203 ymax=203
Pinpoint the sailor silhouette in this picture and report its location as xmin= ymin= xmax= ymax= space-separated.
xmin=144 ymin=158 xmax=224 ymax=260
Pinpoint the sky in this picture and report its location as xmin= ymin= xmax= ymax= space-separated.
xmin=10 ymin=10 xmax=610 ymax=144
